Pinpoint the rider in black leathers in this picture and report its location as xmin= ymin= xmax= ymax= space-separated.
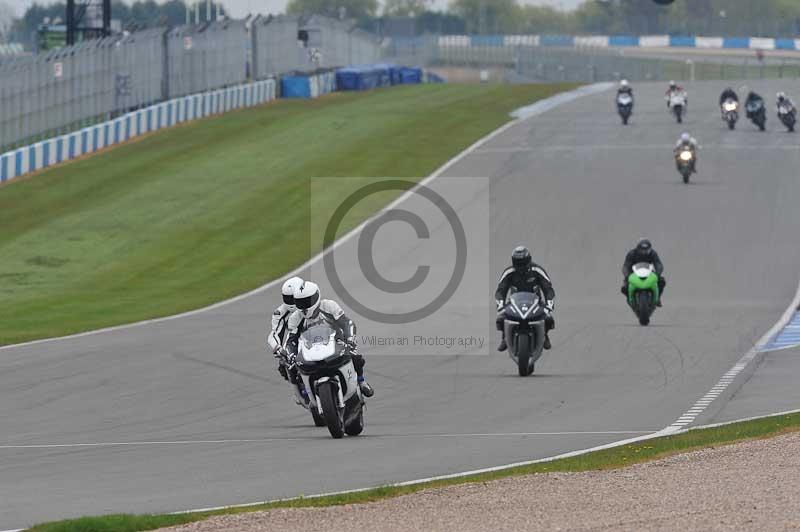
xmin=719 ymin=87 xmax=739 ymax=106
xmin=745 ymin=91 xmax=765 ymax=118
xmin=495 ymin=246 xmax=555 ymax=351
xmin=621 ymin=239 xmax=666 ymax=306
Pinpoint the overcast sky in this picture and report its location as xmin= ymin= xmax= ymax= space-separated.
xmin=7 ymin=0 xmax=583 ymax=18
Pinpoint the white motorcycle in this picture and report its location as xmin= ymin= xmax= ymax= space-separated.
xmin=721 ymin=99 xmax=739 ymax=130
xmin=277 ymin=348 xmax=326 ymax=428
xmin=617 ymin=93 xmax=634 ymax=125
xmin=675 ymin=147 xmax=695 ymax=184
xmin=668 ymin=92 xmax=687 ymax=123
xmin=778 ymin=103 xmax=796 ymax=132
xmin=296 ymin=324 xmax=365 ymax=439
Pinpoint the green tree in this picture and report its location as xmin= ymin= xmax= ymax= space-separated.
xmin=286 ymin=0 xmax=379 ymax=21
xmin=449 ymin=0 xmax=520 ymax=33
xmin=383 ymin=0 xmax=432 ymax=17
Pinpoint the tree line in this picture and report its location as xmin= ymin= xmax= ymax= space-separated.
xmin=9 ymin=0 xmax=800 ymax=47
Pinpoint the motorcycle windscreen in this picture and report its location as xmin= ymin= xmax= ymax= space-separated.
xmin=298 ymin=324 xmax=339 ymax=363
xmin=507 ymin=291 xmax=541 ymax=320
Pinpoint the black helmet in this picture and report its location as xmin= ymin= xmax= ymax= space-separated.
xmin=511 ymin=246 xmax=532 ymax=269
xmin=636 ymin=238 xmax=653 ymax=254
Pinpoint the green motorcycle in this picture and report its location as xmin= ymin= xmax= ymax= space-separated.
xmin=627 ymin=262 xmax=660 ymax=326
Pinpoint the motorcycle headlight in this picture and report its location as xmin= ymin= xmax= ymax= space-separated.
xmin=723 ymin=102 xmax=737 ymax=112
xmin=679 ymin=151 xmax=693 ymax=161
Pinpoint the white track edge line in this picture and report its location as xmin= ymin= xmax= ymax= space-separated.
xmin=663 ymin=278 xmax=800 ymax=433
xmin=0 ymin=83 xmax=613 ymax=353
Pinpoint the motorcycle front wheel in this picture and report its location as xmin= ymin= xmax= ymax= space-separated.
xmin=516 ymin=334 xmax=533 ymax=377
xmin=318 ymin=381 xmax=345 ymax=439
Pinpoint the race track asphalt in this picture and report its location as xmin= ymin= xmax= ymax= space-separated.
xmin=2 ymin=80 xmax=799 ymax=529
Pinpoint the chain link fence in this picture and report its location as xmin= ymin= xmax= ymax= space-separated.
xmin=382 ymin=38 xmax=800 ymax=84
xmin=1 ymin=15 xmax=382 ymax=153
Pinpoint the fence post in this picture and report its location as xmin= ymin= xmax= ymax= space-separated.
xmin=161 ymin=29 xmax=170 ymax=100
xmin=251 ymin=15 xmax=261 ymax=81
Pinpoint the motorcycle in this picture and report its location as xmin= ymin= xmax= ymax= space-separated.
xmin=501 ymin=291 xmax=548 ymax=376
xmin=778 ymin=103 xmax=796 ymax=132
xmin=617 ymin=93 xmax=634 ymax=125
xmin=626 ymin=263 xmax=659 ymax=326
xmin=669 ymin=92 xmax=687 ymax=123
xmin=295 ymin=323 xmax=365 ymax=439
xmin=721 ymin=99 xmax=739 ymax=130
xmin=276 ymin=349 xmax=327 ymax=428
xmin=746 ymin=99 xmax=767 ymax=131
xmin=675 ymin=147 xmax=695 ymax=184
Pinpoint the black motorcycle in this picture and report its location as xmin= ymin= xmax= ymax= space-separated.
xmin=501 ymin=291 xmax=548 ymax=376
xmin=746 ymin=99 xmax=767 ymax=131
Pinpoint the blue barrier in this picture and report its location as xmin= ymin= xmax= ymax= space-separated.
xmin=723 ymin=37 xmax=750 ymax=49
xmin=336 ymin=66 xmax=383 ymax=91
xmin=540 ymin=35 xmax=574 ymax=47
xmin=399 ymin=67 xmax=423 ymax=84
xmin=610 ymin=35 xmax=639 ymax=47
xmin=775 ymin=38 xmax=796 ymax=50
xmin=282 ymin=76 xmax=312 ymax=98
xmin=471 ymin=35 xmax=504 ymax=47
xmin=669 ymin=36 xmax=696 ymax=47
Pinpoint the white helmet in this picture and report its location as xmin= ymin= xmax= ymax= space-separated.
xmin=680 ymin=132 xmax=691 ymax=143
xmin=281 ymin=276 xmax=304 ymax=308
xmin=294 ymin=281 xmax=321 ymax=318
xmin=620 ymin=79 xmax=629 ymax=88
xmin=777 ymin=92 xmax=786 ymax=101
xmin=669 ymin=80 xmax=677 ymax=89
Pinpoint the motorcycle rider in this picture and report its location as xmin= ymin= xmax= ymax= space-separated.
xmin=617 ymin=79 xmax=633 ymax=98
xmin=495 ymin=246 xmax=555 ymax=352
xmin=285 ymin=281 xmax=374 ymax=397
xmin=777 ymin=92 xmax=796 ymax=114
xmin=621 ymin=239 xmax=666 ymax=307
xmin=268 ymin=276 xmax=305 ymax=382
xmin=745 ymin=91 xmax=765 ymax=117
xmin=719 ymin=87 xmax=739 ymax=107
xmin=673 ymin=132 xmax=699 ymax=173
xmin=665 ymin=80 xmax=687 ymax=108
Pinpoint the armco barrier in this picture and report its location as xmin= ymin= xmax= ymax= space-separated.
xmin=0 ymin=79 xmax=276 ymax=184
xmin=723 ymin=37 xmax=750 ymax=49
xmin=609 ymin=35 xmax=639 ymax=47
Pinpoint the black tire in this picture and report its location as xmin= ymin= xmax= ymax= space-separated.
xmin=344 ymin=404 xmax=364 ymax=436
xmin=636 ymin=291 xmax=652 ymax=326
xmin=682 ymin=170 xmax=690 ymax=184
xmin=675 ymin=109 xmax=683 ymax=123
xmin=622 ymin=114 xmax=629 ymax=125
xmin=728 ymin=120 xmax=735 ymax=130
xmin=318 ymin=381 xmax=344 ymax=439
xmin=516 ymin=334 xmax=532 ymax=377
xmin=311 ymin=407 xmax=326 ymax=427
xmin=759 ymin=121 xmax=766 ymax=131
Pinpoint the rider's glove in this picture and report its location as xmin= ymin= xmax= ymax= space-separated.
xmin=495 ymin=299 xmax=504 ymax=311
xmin=545 ymin=300 xmax=554 ymax=314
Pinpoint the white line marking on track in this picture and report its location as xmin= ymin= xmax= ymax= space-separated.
xmin=663 ymin=279 xmax=800 ymax=433
xmin=0 ymin=83 xmax=614 ymax=353
xmin=0 ymin=431 xmax=654 ymax=450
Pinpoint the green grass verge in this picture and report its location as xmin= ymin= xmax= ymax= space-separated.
xmin=0 ymin=83 xmax=576 ymax=346
xmin=26 ymin=411 xmax=800 ymax=532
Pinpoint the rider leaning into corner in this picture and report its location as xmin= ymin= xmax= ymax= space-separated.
xmin=267 ymin=276 xmax=304 ymax=383
xmin=777 ymin=92 xmax=796 ymax=112
xmin=622 ymin=239 xmax=666 ymax=307
xmin=285 ymin=281 xmax=374 ymax=397
xmin=495 ymin=246 xmax=555 ymax=352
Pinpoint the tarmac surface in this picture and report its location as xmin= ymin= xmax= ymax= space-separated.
xmin=1 ymin=80 xmax=799 ymax=529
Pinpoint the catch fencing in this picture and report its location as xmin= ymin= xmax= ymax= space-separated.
xmin=383 ymin=36 xmax=800 ymax=84
xmin=0 ymin=15 xmax=381 ymax=152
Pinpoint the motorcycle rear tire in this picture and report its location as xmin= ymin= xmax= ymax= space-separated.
xmin=344 ymin=404 xmax=364 ymax=436
xmin=311 ymin=407 xmax=326 ymax=427
xmin=516 ymin=334 xmax=533 ymax=377
xmin=318 ymin=382 xmax=345 ymax=439
xmin=728 ymin=120 xmax=735 ymax=130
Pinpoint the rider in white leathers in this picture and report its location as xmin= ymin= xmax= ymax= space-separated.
xmin=267 ymin=276 xmax=304 ymax=381
xmin=285 ymin=281 xmax=374 ymax=397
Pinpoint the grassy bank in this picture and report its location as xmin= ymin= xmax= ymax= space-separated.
xmin=0 ymin=83 xmax=575 ymax=346
xmin=25 ymin=411 xmax=800 ymax=532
